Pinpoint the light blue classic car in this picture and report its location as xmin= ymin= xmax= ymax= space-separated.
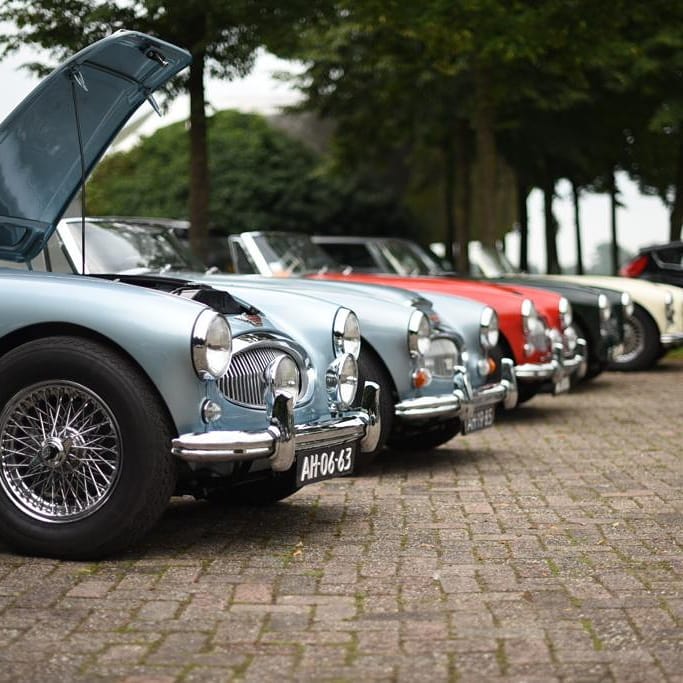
xmin=0 ymin=32 xmax=380 ymax=559
xmin=41 ymin=216 xmax=517 ymax=451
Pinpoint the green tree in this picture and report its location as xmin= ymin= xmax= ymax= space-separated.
xmin=87 ymin=109 xmax=415 ymax=237
xmin=282 ymin=0 xmax=636 ymax=273
xmin=0 ymin=0 xmax=331 ymax=257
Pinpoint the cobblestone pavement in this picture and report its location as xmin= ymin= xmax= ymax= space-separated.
xmin=1 ymin=362 xmax=682 ymax=682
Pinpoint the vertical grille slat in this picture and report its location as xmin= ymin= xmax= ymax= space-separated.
xmin=219 ymin=345 xmax=301 ymax=408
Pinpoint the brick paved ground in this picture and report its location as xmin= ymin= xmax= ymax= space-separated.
xmin=0 ymin=361 xmax=681 ymax=682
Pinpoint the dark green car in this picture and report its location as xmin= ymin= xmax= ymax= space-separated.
xmin=312 ymin=236 xmax=630 ymax=380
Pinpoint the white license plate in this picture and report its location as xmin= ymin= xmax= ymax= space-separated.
xmin=554 ymin=376 xmax=571 ymax=395
xmin=296 ymin=443 xmax=356 ymax=486
xmin=463 ymin=406 xmax=495 ymax=434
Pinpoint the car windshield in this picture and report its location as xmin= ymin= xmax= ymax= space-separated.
xmin=252 ymin=234 xmax=339 ymax=275
xmin=469 ymin=242 xmax=518 ymax=277
xmin=63 ymin=220 xmax=205 ymax=274
xmin=376 ymin=240 xmax=444 ymax=275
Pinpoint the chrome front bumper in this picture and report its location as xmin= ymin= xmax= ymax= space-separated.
xmin=171 ymin=381 xmax=381 ymax=471
xmin=394 ymin=358 xmax=518 ymax=419
xmin=661 ymin=332 xmax=683 ymax=348
xmin=515 ymin=339 xmax=588 ymax=385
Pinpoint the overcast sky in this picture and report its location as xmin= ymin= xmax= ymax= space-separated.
xmin=0 ymin=43 xmax=672 ymax=272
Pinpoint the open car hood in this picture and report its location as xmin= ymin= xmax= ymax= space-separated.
xmin=0 ymin=30 xmax=190 ymax=262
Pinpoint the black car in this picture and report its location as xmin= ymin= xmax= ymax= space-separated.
xmin=620 ymin=242 xmax=683 ymax=288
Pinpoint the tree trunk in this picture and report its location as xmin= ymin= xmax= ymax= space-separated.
xmin=188 ymin=52 xmax=210 ymax=261
xmin=454 ymin=119 xmax=471 ymax=273
xmin=670 ymin=133 xmax=683 ymax=241
xmin=570 ymin=179 xmax=584 ymax=275
xmin=542 ymin=178 xmax=560 ymax=274
xmin=443 ymin=136 xmax=456 ymax=270
xmin=609 ymin=169 xmax=619 ymax=275
xmin=517 ymin=178 xmax=529 ymax=272
xmin=472 ymin=67 xmax=497 ymax=246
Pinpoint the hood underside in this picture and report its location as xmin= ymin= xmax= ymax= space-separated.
xmin=0 ymin=30 xmax=190 ymax=262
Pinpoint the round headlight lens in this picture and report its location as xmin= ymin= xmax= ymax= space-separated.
xmin=559 ymin=297 xmax=573 ymax=329
xmin=266 ymin=355 xmax=301 ymax=402
xmin=333 ymin=308 xmax=361 ymax=359
xmin=327 ymin=353 xmax=358 ymax=408
xmin=479 ymin=306 xmax=499 ymax=349
xmin=192 ymin=310 xmax=232 ymax=379
xmin=521 ymin=298 xmax=538 ymax=334
xmin=621 ymin=291 xmax=634 ymax=318
xmin=598 ymin=294 xmax=611 ymax=322
xmin=408 ymin=310 xmax=432 ymax=356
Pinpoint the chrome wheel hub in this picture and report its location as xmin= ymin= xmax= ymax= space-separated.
xmin=0 ymin=382 xmax=122 ymax=522
xmin=616 ymin=317 xmax=644 ymax=364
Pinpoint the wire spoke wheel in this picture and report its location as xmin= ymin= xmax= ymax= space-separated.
xmin=617 ymin=316 xmax=645 ymax=365
xmin=0 ymin=381 xmax=122 ymax=522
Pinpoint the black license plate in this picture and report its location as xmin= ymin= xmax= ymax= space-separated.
xmin=463 ymin=406 xmax=495 ymax=434
xmin=296 ymin=442 xmax=356 ymax=486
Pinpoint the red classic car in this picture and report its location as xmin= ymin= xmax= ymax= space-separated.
xmin=227 ymin=232 xmax=587 ymax=405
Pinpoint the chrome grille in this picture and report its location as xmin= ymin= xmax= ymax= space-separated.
xmin=219 ymin=346 xmax=296 ymax=408
xmin=424 ymin=338 xmax=458 ymax=378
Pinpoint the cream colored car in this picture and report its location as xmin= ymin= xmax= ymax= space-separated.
xmin=536 ymin=275 xmax=683 ymax=371
xmin=464 ymin=243 xmax=683 ymax=371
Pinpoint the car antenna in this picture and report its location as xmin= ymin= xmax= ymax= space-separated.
xmin=69 ymin=66 xmax=88 ymax=275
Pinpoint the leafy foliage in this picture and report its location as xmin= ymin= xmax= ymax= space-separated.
xmin=87 ymin=109 xmax=416 ymax=236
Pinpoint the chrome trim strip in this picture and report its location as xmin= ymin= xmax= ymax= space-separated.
xmin=661 ymin=332 xmax=683 ymax=348
xmin=171 ymin=382 xmax=381 ymax=466
xmin=395 ymin=363 xmax=514 ymax=419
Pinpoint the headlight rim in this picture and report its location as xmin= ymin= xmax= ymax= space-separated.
xmin=333 ymin=308 xmax=361 ymax=359
xmin=598 ymin=293 xmax=611 ymax=323
xmin=558 ymin=296 xmax=573 ymax=329
xmin=326 ymin=352 xmax=359 ymax=409
xmin=621 ymin=291 xmax=634 ymax=318
xmin=479 ymin=306 xmax=500 ymax=349
xmin=408 ymin=310 xmax=432 ymax=357
xmin=191 ymin=309 xmax=233 ymax=380
xmin=265 ymin=354 xmax=301 ymax=404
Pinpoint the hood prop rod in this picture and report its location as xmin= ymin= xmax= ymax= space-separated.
xmin=70 ymin=66 xmax=88 ymax=275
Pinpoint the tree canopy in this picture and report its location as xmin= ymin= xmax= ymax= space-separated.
xmin=2 ymin=0 xmax=683 ymax=273
xmin=87 ymin=109 xmax=417 ymax=237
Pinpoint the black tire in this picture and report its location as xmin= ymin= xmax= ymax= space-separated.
xmin=210 ymin=469 xmax=299 ymax=506
xmin=516 ymin=383 xmax=540 ymax=405
xmin=609 ymin=305 xmax=660 ymax=371
xmin=0 ymin=337 xmax=176 ymax=560
xmin=387 ymin=422 xmax=461 ymax=451
xmin=353 ymin=347 xmax=395 ymax=466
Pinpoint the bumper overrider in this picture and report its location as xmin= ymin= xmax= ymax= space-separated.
xmin=515 ymin=339 xmax=588 ymax=391
xmin=171 ymin=381 xmax=381 ymax=471
xmin=393 ymin=357 xmax=519 ymax=420
xmin=661 ymin=332 xmax=683 ymax=349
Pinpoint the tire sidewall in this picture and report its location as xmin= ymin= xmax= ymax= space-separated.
xmin=0 ymin=337 xmax=173 ymax=557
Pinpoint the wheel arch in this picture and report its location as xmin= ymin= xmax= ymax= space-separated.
xmin=0 ymin=322 xmax=177 ymax=434
xmin=359 ymin=335 xmax=399 ymax=406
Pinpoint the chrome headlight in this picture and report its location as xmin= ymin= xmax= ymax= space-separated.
xmin=423 ymin=337 xmax=458 ymax=378
xmin=192 ymin=310 xmax=232 ymax=379
xmin=326 ymin=353 xmax=359 ymax=408
xmin=598 ymin=294 xmax=611 ymax=323
xmin=521 ymin=299 xmax=548 ymax=354
xmin=521 ymin=299 xmax=539 ymax=335
xmin=333 ymin=308 xmax=361 ymax=359
xmin=479 ymin=306 xmax=499 ymax=349
xmin=558 ymin=297 xmax=572 ymax=329
xmin=408 ymin=310 xmax=431 ymax=356
xmin=265 ymin=355 xmax=301 ymax=402
xmin=621 ymin=291 xmax=634 ymax=318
